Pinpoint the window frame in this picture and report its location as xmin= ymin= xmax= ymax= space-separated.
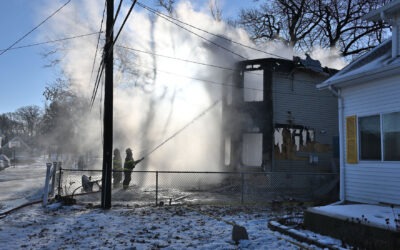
xmin=382 ymin=111 xmax=400 ymax=161
xmin=357 ymin=111 xmax=400 ymax=162
xmin=358 ymin=114 xmax=382 ymax=161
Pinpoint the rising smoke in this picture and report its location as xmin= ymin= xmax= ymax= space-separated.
xmin=37 ymin=0 xmax=346 ymax=177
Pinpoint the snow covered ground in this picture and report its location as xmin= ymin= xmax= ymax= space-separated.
xmin=1 ymin=202 xmax=320 ymax=249
xmin=0 ymin=160 xmax=356 ymax=249
xmin=0 ymin=157 xmax=47 ymax=213
xmin=309 ymin=203 xmax=400 ymax=232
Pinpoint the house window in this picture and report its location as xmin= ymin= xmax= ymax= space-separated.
xmin=359 ymin=115 xmax=381 ymax=160
xmin=242 ymin=133 xmax=263 ymax=166
xmin=243 ymin=70 xmax=263 ymax=102
xmin=356 ymin=112 xmax=400 ymax=161
xmin=383 ymin=112 xmax=400 ymax=161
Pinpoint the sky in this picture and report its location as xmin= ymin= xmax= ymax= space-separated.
xmin=0 ymin=0 xmax=256 ymax=114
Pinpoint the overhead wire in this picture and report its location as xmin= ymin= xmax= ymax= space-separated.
xmin=89 ymin=1 xmax=107 ymax=90
xmin=135 ymin=2 xmax=247 ymax=60
xmin=136 ymin=1 xmax=288 ymax=60
xmin=90 ymin=0 xmax=137 ymax=108
xmin=113 ymin=0 xmax=137 ymax=45
xmin=92 ymin=1 xmax=332 ymax=110
xmin=0 ymin=0 xmax=72 ymax=56
xmin=127 ymin=61 xmax=335 ymax=98
xmin=90 ymin=61 xmax=105 ymax=108
xmin=118 ymin=45 xmax=335 ymax=86
xmin=99 ymin=74 xmax=105 ymax=146
xmin=90 ymin=0 xmax=126 ymax=109
xmin=113 ymin=0 xmax=124 ymax=27
xmin=116 ymin=45 xmax=236 ymax=72
xmin=0 ymin=32 xmax=102 ymax=52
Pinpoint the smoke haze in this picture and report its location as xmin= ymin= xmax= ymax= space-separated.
xmin=37 ymin=0 xmax=346 ymax=175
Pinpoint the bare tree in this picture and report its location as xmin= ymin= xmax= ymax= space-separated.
xmin=157 ymin=0 xmax=175 ymax=15
xmin=209 ymin=0 xmax=223 ymax=22
xmin=238 ymin=0 xmax=391 ymax=58
xmin=156 ymin=0 xmax=223 ymax=21
xmin=39 ymin=78 xmax=90 ymax=155
xmin=317 ymin=0 xmax=390 ymax=57
xmin=14 ymin=105 xmax=42 ymax=138
xmin=239 ymin=0 xmax=322 ymax=48
xmin=0 ymin=113 xmax=22 ymax=144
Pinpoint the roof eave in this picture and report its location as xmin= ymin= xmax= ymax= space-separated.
xmin=317 ymin=63 xmax=400 ymax=90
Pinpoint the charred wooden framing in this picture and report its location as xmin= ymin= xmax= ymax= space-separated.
xmin=222 ymin=57 xmax=339 ymax=173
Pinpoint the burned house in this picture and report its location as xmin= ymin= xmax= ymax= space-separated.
xmin=222 ymin=56 xmax=339 ymax=182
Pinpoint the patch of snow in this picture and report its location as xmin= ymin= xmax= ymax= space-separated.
xmin=0 ymin=160 xmax=354 ymax=249
xmin=309 ymin=204 xmax=400 ymax=231
xmin=0 ymin=204 xmax=313 ymax=249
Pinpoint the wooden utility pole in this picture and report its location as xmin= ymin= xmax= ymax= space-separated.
xmin=101 ymin=0 xmax=114 ymax=209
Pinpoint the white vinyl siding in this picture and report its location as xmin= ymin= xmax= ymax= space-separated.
xmin=342 ymin=75 xmax=400 ymax=205
xmin=346 ymin=164 xmax=400 ymax=204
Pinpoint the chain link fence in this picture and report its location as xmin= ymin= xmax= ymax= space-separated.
xmin=54 ymin=167 xmax=338 ymax=206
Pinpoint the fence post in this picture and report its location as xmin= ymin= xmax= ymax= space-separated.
xmin=57 ymin=164 xmax=63 ymax=196
xmin=155 ymin=171 xmax=159 ymax=206
xmin=50 ymin=162 xmax=57 ymax=196
xmin=241 ymin=173 xmax=244 ymax=204
xmin=42 ymin=163 xmax=53 ymax=207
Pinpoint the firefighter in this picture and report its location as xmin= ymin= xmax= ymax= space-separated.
xmin=122 ymin=148 xmax=144 ymax=190
xmin=112 ymin=148 xmax=123 ymax=188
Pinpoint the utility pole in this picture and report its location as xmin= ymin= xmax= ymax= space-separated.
xmin=101 ymin=0 xmax=114 ymax=209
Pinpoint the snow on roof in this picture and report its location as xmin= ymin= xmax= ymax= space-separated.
xmin=308 ymin=203 xmax=400 ymax=231
xmin=317 ymin=39 xmax=400 ymax=89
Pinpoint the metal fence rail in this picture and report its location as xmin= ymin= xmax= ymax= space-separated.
xmin=56 ymin=168 xmax=338 ymax=205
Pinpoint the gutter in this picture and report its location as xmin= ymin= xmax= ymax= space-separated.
xmin=318 ymin=61 xmax=400 ymax=90
xmin=328 ymin=86 xmax=345 ymax=203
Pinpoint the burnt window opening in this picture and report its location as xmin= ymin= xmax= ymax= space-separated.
xmin=243 ymin=70 xmax=263 ymax=102
xmin=242 ymin=133 xmax=263 ymax=167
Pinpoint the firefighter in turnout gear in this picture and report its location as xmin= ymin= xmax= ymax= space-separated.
xmin=122 ymin=148 xmax=144 ymax=190
xmin=112 ymin=148 xmax=123 ymax=188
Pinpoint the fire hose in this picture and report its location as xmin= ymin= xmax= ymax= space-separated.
xmin=140 ymin=100 xmax=220 ymax=158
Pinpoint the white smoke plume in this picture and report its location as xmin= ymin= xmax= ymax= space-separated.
xmin=309 ymin=46 xmax=347 ymax=70
xmin=37 ymin=1 xmax=346 ymax=179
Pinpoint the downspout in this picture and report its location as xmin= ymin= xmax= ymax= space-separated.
xmin=328 ymin=85 xmax=345 ymax=203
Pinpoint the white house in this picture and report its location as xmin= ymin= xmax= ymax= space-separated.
xmin=317 ymin=0 xmax=400 ymax=205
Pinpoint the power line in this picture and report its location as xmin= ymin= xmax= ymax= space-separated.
xmin=89 ymin=1 xmax=107 ymax=92
xmin=90 ymin=61 xmax=105 ymax=108
xmin=136 ymin=2 xmax=247 ymax=60
xmin=113 ymin=0 xmax=124 ymax=27
xmin=113 ymin=0 xmax=137 ymax=45
xmin=136 ymin=1 xmax=288 ymax=60
xmin=128 ymin=62 xmax=336 ymax=98
xmin=119 ymin=47 xmax=332 ymax=86
xmin=0 ymin=0 xmax=72 ymax=56
xmin=90 ymin=0 xmax=135 ymax=109
xmin=90 ymin=0 xmax=136 ymax=108
xmin=0 ymin=32 xmax=102 ymax=52
xmin=117 ymin=45 xmax=236 ymax=72
xmin=99 ymin=73 xmax=105 ymax=146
